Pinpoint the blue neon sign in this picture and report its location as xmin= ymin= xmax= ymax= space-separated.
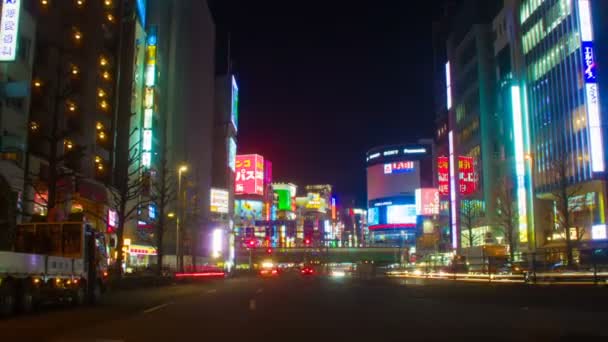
xmin=581 ymin=41 xmax=597 ymax=83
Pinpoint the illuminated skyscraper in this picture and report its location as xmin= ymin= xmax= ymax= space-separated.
xmin=520 ymin=0 xmax=608 ymax=245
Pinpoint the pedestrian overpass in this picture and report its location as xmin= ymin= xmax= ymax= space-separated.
xmin=237 ymin=247 xmax=404 ymax=264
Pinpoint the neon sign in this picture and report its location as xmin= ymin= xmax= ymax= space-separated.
xmin=0 ymin=0 xmax=21 ymax=62
xmin=437 ymin=156 xmax=449 ymax=195
xmin=458 ymin=156 xmax=476 ymax=195
xmin=383 ymin=161 xmax=415 ymax=174
xmin=512 ymin=86 xmax=528 ymax=243
xmin=578 ymin=0 xmax=604 ymax=172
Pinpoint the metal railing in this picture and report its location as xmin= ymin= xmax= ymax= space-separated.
xmin=387 ymin=248 xmax=608 ymax=285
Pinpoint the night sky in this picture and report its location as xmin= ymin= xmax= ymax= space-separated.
xmin=210 ymin=1 xmax=447 ymax=206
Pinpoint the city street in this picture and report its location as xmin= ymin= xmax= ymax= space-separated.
xmin=2 ymin=275 xmax=608 ymax=341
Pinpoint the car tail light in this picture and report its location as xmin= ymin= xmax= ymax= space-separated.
xmin=271 ymin=269 xmax=278 ymax=275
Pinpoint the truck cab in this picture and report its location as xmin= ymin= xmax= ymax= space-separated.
xmin=0 ymin=222 xmax=108 ymax=316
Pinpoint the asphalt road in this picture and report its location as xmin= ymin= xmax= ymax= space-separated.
xmin=2 ymin=274 xmax=608 ymax=341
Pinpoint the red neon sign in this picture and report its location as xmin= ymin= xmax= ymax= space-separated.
xmin=458 ymin=156 xmax=476 ymax=195
xmin=235 ymin=154 xmax=265 ymax=195
xmin=438 ymin=156 xmax=449 ymax=196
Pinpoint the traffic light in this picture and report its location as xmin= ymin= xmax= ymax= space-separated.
xmin=247 ymin=239 xmax=256 ymax=248
xmin=266 ymin=248 xmax=273 ymax=254
xmin=304 ymin=238 xmax=311 ymax=246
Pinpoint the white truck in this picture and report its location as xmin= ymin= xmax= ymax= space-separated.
xmin=0 ymin=222 xmax=109 ymax=316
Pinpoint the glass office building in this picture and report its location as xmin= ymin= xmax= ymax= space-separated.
xmin=521 ymin=0 xmax=607 ymax=242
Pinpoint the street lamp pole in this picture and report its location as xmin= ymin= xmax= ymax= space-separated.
xmin=176 ymin=165 xmax=188 ymax=272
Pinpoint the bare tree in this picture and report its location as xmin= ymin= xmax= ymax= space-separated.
xmin=24 ymin=47 xmax=86 ymax=221
xmin=494 ymin=176 xmax=519 ymax=262
xmin=549 ymin=157 xmax=583 ymax=266
xmin=108 ymin=129 xmax=148 ymax=276
xmin=460 ymin=198 xmax=484 ymax=249
xmin=151 ymin=123 xmax=176 ymax=276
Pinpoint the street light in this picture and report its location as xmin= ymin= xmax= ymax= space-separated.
xmin=176 ymin=164 xmax=188 ymax=272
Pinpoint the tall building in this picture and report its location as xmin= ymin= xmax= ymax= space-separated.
xmin=365 ymin=141 xmax=434 ymax=248
xmin=0 ymin=5 xmax=36 ymax=247
xmin=211 ymin=73 xmax=238 ymax=237
xmin=24 ymin=0 xmax=127 ymax=230
xmin=435 ymin=0 xmax=608 ymax=260
xmin=520 ymin=0 xmax=608 ymax=248
xmin=442 ymin=1 xmax=510 ymax=254
xmin=147 ymin=0 xmax=217 ymax=263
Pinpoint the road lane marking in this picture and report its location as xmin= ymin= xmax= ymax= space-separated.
xmin=142 ymin=303 xmax=172 ymax=314
xmin=249 ymin=299 xmax=256 ymax=311
xmin=207 ymin=289 xmax=218 ymax=294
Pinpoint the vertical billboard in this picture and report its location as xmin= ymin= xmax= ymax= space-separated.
xmin=458 ymin=156 xmax=476 ymax=195
xmin=264 ymin=160 xmax=273 ymax=185
xmin=437 ymin=156 xmax=449 ymax=195
xmin=0 ymin=0 xmax=21 ymax=61
xmin=415 ymin=188 xmax=440 ymax=216
xmin=578 ymin=0 xmax=604 ymax=172
xmin=275 ymin=189 xmax=291 ymax=210
xmin=235 ymin=154 xmax=264 ymax=195
xmin=231 ymin=76 xmax=239 ymax=131
xmin=210 ymin=188 xmax=229 ymax=213
xmin=228 ymin=137 xmax=237 ymax=172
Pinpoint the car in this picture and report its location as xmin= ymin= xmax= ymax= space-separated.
xmin=300 ymin=266 xmax=315 ymax=276
xmin=496 ymin=262 xmax=527 ymax=275
xmin=259 ymin=267 xmax=281 ymax=277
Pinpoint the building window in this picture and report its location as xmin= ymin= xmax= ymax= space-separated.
xmin=6 ymin=97 xmax=24 ymax=111
xmin=18 ymin=36 xmax=31 ymax=63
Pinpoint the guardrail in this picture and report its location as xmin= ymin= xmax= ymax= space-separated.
xmin=389 ymin=248 xmax=608 ymax=285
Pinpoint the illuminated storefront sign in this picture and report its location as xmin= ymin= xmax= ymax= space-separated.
xmin=275 ymin=189 xmax=291 ymax=211
xmin=367 ymin=207 xmax=379 ymax=225
xmin=228 ymin=137 xmax=237 ymax=172
xmin=129 ymin=245 xmax=156 ymax=256
xmin=145 ymin=27 xmax=157 ymax=86
xmin=211 ymin=228 xmax=223 ymax=258
xmin=458 ymin=156 xmax=476 ymax=195
xmin=210 ymin=188 xmax=229 ymax=213
xmin=235 ymin=200 xmax=264 ymax=223
xmin=383 ymin=161 xmax=415 ymax=174
xmin=437 ymin=156 xmax=449 ymax=195
xmin=415 ymin=188 xmax=440 ymax=216
xmin=403 ymin=148 xmax=426 ymax=154
xmin=512 ymin=85 xmax=528 ymax=243
xmin=386 ymin=204 xmax=417 ymax=224
xmin=235 ymin=154 xmax=264 ymax=195
xmin=142 ymin=129 xmax=152 ymax=150
xmin=331 ymin=197 xmax=336 ymax=220
xmin=141 ymin=27 xmax=157 ymax=169
xmin=305 ymin=193 xmax=323 ymax=209
xmin=0 ymin=0 xmax=21 ymax=61
xmin=136 ymin=0 xmax=146 ymax=26
xmin=578 ymin=0 xmax=604 ymax=172
xmin=592 ymin=224 xmax=607 ymax=240
xmin=148 ymin=204 xmax=156 ymax=219
xmin=383 ymin=149 xmax=399 ymax=156
xmin=108 ymin=209 xmax=117 ymax=228
xmin=231 ymin=76 xmax=239 ymax=131
xmin=367 ymin=152 xmax=380 ymax=161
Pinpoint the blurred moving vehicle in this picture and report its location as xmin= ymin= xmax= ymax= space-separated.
xmin=300 ymin=266 xmax=315 ymax=276
xmin=260 ymin=267 xmax=281 ymax=277
xmin=496 ymin=262 xmax=527 ymax=275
